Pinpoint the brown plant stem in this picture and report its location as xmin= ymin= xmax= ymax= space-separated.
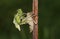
xmin=32 ymin=0 xmax=38 ymax=39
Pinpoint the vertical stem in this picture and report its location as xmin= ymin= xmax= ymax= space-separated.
xmin=32 ymin=0 xmax=38 ymax=39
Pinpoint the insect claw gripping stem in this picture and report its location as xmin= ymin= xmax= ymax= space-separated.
xmin=32 ymin=0 xmax=38 ymax=39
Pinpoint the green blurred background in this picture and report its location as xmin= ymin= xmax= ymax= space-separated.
xmin=0 ymin=0 xmax=60 ymax=39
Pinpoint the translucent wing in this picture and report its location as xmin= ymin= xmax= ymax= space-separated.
xmin=13 ymin=17 xmax=21 ymax=31
xmin=13 ymin=9 xmax=23 ymax=31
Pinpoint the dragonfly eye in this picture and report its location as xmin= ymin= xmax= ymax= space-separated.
xmin=22 ymin=13 xmax=27 ymax=17
xmin=24 ymin=14 xmax=27 ymax=17
xmin=20 ymin=18 xmax=22 ymax=23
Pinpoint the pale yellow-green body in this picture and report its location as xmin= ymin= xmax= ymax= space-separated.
xmin=13 ymin=9 xmax=34 ymax=32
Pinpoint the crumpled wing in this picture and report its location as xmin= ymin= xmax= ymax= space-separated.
xmin=13 ymin=18 xmax=21 ymax=31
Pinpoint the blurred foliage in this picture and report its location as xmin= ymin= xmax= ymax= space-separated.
xmin=39 ymin=0 xmax=60 ymax=39
xmin=0 ymin=0 xmax=60 ymax=39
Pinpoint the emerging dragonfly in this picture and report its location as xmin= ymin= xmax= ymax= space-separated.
xmin=13 ymin=9 xmax=36 ymax=32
